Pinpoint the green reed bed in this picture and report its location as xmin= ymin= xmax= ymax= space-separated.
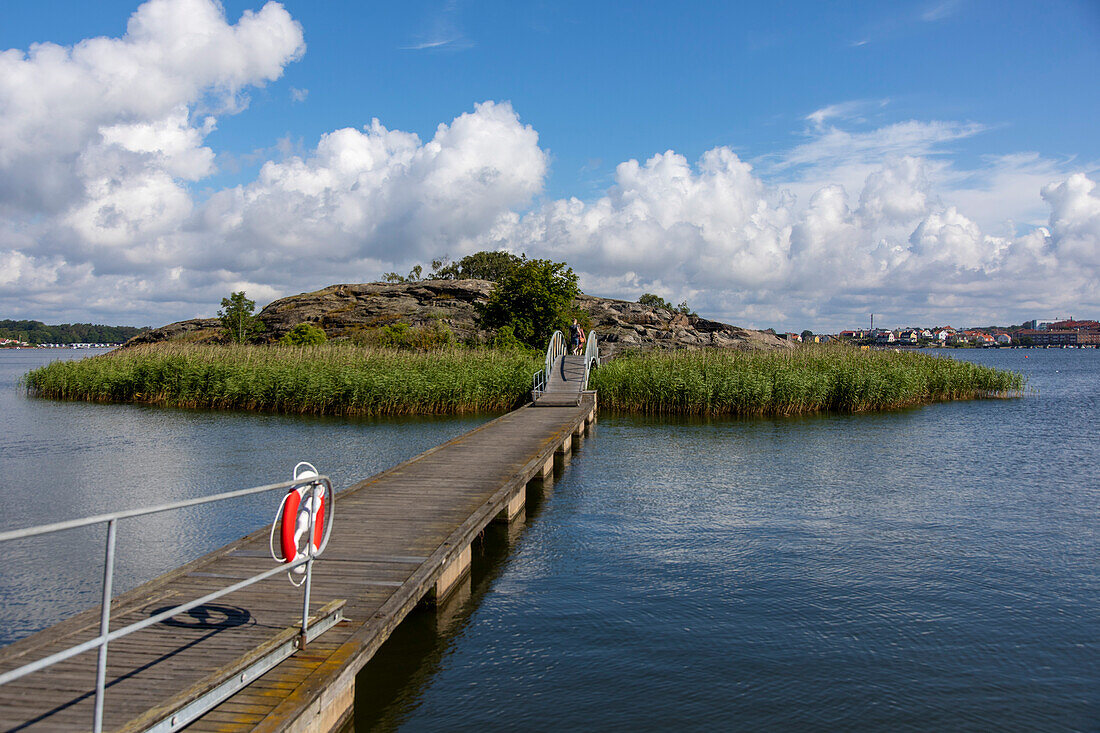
xmin=25 ymin=343 xmax=541 ymax=415
xmin=589 ymin=346 xmax=1025 ymax=416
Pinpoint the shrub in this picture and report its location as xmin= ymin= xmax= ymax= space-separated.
xmin=490 ymin=325 xmax=528 ymax=351
xmin=349 ymin=321 xmax=455 ymax=350
xmin=280 ymin=324 xmax=327 ymax=346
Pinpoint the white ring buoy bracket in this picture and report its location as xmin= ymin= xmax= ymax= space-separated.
xmin=275 ymin=462 xmax=328 ymax=575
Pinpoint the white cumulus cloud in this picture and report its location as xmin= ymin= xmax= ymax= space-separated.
xmin=481 ymin=142 xmax=1099 ymax=329
xmin=200 ymin=100 xmax=546 ymax=282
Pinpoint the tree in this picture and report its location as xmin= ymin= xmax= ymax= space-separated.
xmin=477 ymin=258 xmax=579 ymax=349
xmin=0 ymin=319 xmax=148 ymax=345
xmin=638 ymin=293 xmax=696 ymax=317
xmin=488 ymin=324 xmax=526 ymax=351
xmin=675 ymin=300 xmax=697 ymax=318
xmin=638 ymin=293 xmax=673 ymax=310
xmin=381 ymin=264 xmax=423 ymax=283
xmin=218 ymin=291 xmax=264 ymax=343
xmin=801 ymin=329 xmax=814 ymax=343
xmin=280 ymin=323 xmax=327 ymax=346
xmin=433 ymin=251 xmax=523 ymax=281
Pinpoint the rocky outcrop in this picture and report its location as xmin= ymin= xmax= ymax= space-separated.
xmin=259 ymin=279 xmax=490 ymax=342
xmin=125 ymin=318 xmax=221 ymax=345
xmin=129 ymin=279 xmax=790 ymax=354
xmin=576 ymin=294 xmax=789 ymax=354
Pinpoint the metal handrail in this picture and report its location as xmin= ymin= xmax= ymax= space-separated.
xmin=582 ymin=330 xmax=600 ymax=389
xmin=0 ymin=473 xmax=335 ymax=733
xmin=545 ymin=329 xmax=565 ymax=378
xmin=532 ymin=330 xmax=565 ymax=400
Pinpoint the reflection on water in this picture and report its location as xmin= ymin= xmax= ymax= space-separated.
xmin=347 ymin=349 xmax=1098 ymax=732
xmin=0 ymin=349 xmax=487 ymax=644
xmin=351 ymin=490 xmax=542 ymax=732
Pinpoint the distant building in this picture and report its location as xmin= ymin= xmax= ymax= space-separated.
xmin=1047 ymin=319 xmax=1100 ymax=332
xmin=972 ymin=333 xmax=996 ymax=347
xmin=1016 ymin=329 xmax=1100 ymax=346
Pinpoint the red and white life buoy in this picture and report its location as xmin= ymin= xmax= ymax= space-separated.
xmin=274 ymin=463 xmax=327 ymax=572
xmin=280 ymin=484 xmax=325 ymax=564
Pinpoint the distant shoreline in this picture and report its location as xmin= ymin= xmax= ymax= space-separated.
xmin=1 ymin=344 xmax=122 ymax=349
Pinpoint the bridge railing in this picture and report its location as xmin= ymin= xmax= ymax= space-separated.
xmin=0 ymin=473 xmax=336 ymax=733
xmin=583 ymin=331 xmax=600 ymax=389
xmin=532 ymin=330 xmax=566 ymax=400
xmin=545 ymin=329 xmax=565 ymax=378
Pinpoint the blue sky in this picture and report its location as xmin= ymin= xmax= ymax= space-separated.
xmin=1 ymin=0 xmax=1098 ymax=329
xmin=7 ymin=0 xmax=1096 ymax=197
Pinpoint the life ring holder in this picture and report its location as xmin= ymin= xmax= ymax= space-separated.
xmin=269 ymin=462 xmax=335 ymax=586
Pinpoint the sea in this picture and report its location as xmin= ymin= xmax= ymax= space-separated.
xmin=0 ymin=347 xmax=1096 ymax=731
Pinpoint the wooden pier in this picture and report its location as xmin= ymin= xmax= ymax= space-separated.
xmin=0 ymin=372 xmax=596 ymax=731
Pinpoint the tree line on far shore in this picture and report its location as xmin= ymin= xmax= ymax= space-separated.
xmin=0 ymin=319 xmax=149 ymax=345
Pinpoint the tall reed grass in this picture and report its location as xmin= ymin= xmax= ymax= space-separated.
xmin=26 ymin=343 xmax=1025 ymax=417
xmin=589 ymin=346 xmax=1025 ymax=415
xmin=25 ymin=343 xmax=540 ymax=415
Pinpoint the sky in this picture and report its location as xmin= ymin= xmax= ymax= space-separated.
xmin=1 ymin=0 xmax=1098 ymax=331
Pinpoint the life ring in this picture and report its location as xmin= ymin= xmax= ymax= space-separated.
xmin=279 ymin=464 xmax=326 ymax=566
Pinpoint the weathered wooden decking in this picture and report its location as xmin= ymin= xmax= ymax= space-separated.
xmin=0 ymin=396 xmax=596 ymax=732
xmin=534 ymin=354 xmax=588 ymax=407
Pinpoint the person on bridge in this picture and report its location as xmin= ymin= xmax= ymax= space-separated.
xmin=570 ymin=318 xmax=586 ymax=355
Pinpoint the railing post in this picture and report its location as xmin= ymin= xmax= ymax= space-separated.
xmin=300 ymin=482 xmax=317 ymax=647
xmin=93 ymin=518 xmax=118 ymax=733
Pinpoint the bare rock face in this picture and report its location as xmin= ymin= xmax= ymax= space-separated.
xmin=124 ymin=318 xmax=221 ymax=345
xmin=576 ymin=294 xmax=789 ymax=356
xmin=128 ymin=279 xmax=790 ymax=354
xmin=258 ymin=279 xmax=492 ymax=342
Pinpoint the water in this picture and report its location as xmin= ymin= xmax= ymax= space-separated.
xmin=0 ymin=349 xmax=486 ymax=644
xmin=1 ymin=348 xmax=1096 ymax=730
xmin=349 ymin=349 xmax=1098 ymax=732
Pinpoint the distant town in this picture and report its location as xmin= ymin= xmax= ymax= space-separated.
xmin=775 ymin=318 xmax=1100 ymax=348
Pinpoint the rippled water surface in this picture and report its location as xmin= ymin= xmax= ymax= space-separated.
xmin=2 ymin=348 xmax=1097 ymax=731
xmin=351 ymin=349 xmax=1097 ymax=732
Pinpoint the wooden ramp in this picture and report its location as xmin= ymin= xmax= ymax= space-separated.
xmin=534 ymin=355 xmax=588 ymax=407
xmin=0 ymin=397 xmax=596 ymax=732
